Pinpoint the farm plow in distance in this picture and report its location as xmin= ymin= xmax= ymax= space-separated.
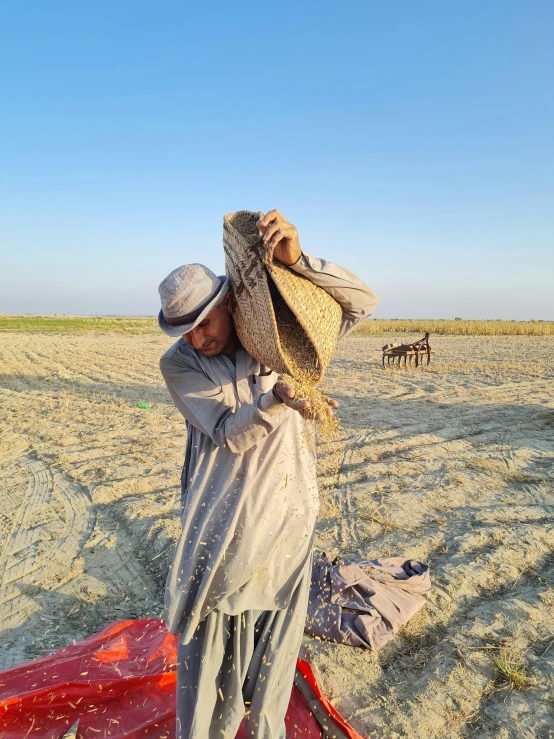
xmin=382 ymin=332 xmax=434 ymax=367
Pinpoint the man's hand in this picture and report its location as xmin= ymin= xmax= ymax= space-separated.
xmin=274 ymin=383 xmax=339 ymax=420
xmin=257 ymin=210 xmax=302 ymax=266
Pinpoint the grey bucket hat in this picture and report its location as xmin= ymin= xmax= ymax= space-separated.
xmin=158 ymin=263 xmax=229 ymax=337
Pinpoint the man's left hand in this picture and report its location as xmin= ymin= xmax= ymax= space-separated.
xmin=257 ymin=210 xmax=302 ymax=266
xmin=274 ymin=382 xmax=339 ymax=420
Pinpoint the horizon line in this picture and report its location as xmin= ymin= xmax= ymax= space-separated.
xmin=1 ymin=314 xmax=552 ymax=323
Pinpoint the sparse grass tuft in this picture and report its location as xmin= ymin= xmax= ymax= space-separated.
xmin=504 ymin=471 xmax=545 ymax=485
xmin=358 ymin=502 xmax=406 ymax=532
xmin=493 ymin=649 xmax=537 ymax=690
xmin=466 ymin=459 xmax=545 ymax=485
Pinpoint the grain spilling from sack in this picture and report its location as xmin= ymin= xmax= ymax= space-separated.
xmin=223 ymin=209 xmax=343 ymax=446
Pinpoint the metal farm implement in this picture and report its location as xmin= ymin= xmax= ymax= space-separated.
xmin=382 ymin=332 xmax=434 ymax=367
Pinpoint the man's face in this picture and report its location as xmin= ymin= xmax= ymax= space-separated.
xmin=182 ymin=296 xmax=235 ymax=356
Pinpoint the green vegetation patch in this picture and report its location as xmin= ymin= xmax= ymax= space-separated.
xmin=0 ymin=315 xmax=158 ymax=334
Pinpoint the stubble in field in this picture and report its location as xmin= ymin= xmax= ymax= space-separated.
xmin=1 ymin=331 xmax=553 ymax=738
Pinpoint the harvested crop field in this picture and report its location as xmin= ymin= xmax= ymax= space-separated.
xmin=1 ymin=330 xmax=553 ymax=738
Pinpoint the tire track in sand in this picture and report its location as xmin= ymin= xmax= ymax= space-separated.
xmin=0 ymin=456 xmax=96 ymax=631
xmin=331 ymin=430 xmax=376 ymax=553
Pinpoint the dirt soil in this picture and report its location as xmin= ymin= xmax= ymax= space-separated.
xmin=1 ymin=332 xmax=553 ymax=738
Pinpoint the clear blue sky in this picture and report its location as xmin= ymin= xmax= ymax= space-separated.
xmin=1 ymin=0 xmax=552 ymax=319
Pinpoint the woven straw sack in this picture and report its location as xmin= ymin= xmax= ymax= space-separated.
xmin=223 ymin=210 xmax=342 ymax=383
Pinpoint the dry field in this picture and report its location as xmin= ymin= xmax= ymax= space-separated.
xmin=1 ymin=331 xmax=553 ymax=738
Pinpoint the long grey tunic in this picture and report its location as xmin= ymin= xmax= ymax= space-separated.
xmin=160 ymin=252 xmax=378 ymax=644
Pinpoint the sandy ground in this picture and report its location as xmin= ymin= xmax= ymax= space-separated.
xmin=1 ymin=332 xmax=553 ymax=738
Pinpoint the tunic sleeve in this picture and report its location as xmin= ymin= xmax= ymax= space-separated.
xmin=160 ymin=356 xmax=289 ymax=454
xmin=289 ymin=251 xmax=379 ymax=339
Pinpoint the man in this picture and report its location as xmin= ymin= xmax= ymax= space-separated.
xmin=158 ymin=210 xmax=378 ymax=739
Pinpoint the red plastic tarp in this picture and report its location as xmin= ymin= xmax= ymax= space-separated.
xmin=0 ymin=619 xmax=365 ymax=739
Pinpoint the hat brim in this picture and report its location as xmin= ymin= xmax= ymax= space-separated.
xmin=158 ymin=277 xmax=229 ymax=337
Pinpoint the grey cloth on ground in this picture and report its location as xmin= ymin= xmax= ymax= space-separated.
xmin=176 ymin=556 xmax=311 ymax=739
xmin=305 ymin=554 xmax=431 ymax=650
xmin=160 ymin=251 xmax=379 ymax=643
